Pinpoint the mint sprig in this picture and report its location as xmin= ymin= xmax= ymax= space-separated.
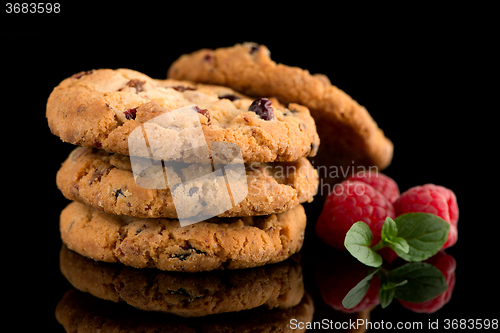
xmin=341 ymin=212 xmax=450 ymax=310
xmin=345 ymin=213 xmax=450 ymax=267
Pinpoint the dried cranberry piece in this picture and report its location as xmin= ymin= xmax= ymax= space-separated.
xmin=124 ymin=107 xmax=138 ymax=120
xmin=194 ymin=106 xmax=211 ymax=125
xmin=249 ymin=98 xmax=274 ymax=120
xmin=72 ymin=70 xmax=94 ymax=79
xmin=126 ymin=79 xmax=146 ymax=92
xmin=203 ymin=51 xmax=214 ymax=63
xmin=218 ymin=94 xmax=241 ymax=101
xmin=172 ymin=86 xmax=197 ymax=92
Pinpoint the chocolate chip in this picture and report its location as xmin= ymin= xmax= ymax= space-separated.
xmin=218 ymin=94 xmax=241 ymax=101
xmin=172 ymin=85 xmax=197 ymax=92
xmin=172 ymin=253 xmax=192 ymax=261
xmin=72 ymin=70 xmax=94 ymax=79
xmin=248 ymin=43 xmax=260 ymax=54
xmin=114 ymin=189 xmax=126 ymax=198
xmin=192 ymin=248 xmax=206 ymax=255
xmin=249 ymin=98 xmax=274 ymax=121
xmin=180 ymin=241 xmax=192 ymax=250
xmin=125 ymin=79 xmax=146 ymax=93
xmin=124 ymin=107 xmax=138 ymax=120
xmin=172 ymin=244 xmax=207 ymax=261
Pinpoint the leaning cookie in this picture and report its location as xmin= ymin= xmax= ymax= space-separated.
xmin=47 ymin=68 xmax=319 ymax=163
xmin=168 ymin=43 xmax=393 ymax=170
xmin=60 ymin=201 xmax=306 ymax=272
xmin=56 ymin=147 xmax=318 ymax=219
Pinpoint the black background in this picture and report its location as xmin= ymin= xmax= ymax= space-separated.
xmin=3 ymin=4 xmax=497 ymax=332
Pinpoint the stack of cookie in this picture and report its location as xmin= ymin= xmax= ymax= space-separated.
xmin=47 ymin=67 xmax=320 ymax=316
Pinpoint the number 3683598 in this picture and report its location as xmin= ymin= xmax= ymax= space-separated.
xmin=6 ymin=3 xmax=60 ymax=13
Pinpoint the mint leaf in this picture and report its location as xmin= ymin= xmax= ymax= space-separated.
xmin=342 ymin=268 xmax=380 ymax=309
xmin=379 ymin=217 xmax=409 ymax=253
xmin=387 ymin=262 xmax=447 ymax=303
xmin=345 ymin=222 xmax=383 ymax=267
xmin=389 ymin=237 xmax=410 ymax=253
xmin=381 ymin=216 xmax=398 ymax=240
xmin=394 ymin=213 xmax=450 ymax=262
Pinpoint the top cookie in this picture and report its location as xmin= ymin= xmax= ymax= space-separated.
xmin=168 ymin=43 xmax=393 ymax=170
xmin=47 ymin=68 xmax=319 ymax=164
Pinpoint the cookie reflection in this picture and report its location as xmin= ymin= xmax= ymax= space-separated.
xmin=60 ymin=245 xmax=305 ymax=317
xmin=56 ymin=288 xmax=314 ymax=333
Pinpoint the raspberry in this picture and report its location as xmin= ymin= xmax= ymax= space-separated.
xmin=347 ymin=171 xmax=400 ymax=203
xmin=316 ymin=180 xmax=396 ymax=250
xmin=398 ymin=251 xmax=456 ymax=313
xmin=394 ymin=184 xmax=458 ymax=249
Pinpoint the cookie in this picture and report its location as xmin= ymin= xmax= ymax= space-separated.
xmin=56 ymin=288 xmax=314 ymax=332
xmin=47 ymin=68 xmax=319 ymax=164
xmin=56 ymin=147 xmax=318 ymax=219
xmin=60 ymin=201 xmax=306 ymax=272
xmin=168 ymin=42 xmax=393 ymax=170
xmin=60 ymin=245 xmax=304 ymax=316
